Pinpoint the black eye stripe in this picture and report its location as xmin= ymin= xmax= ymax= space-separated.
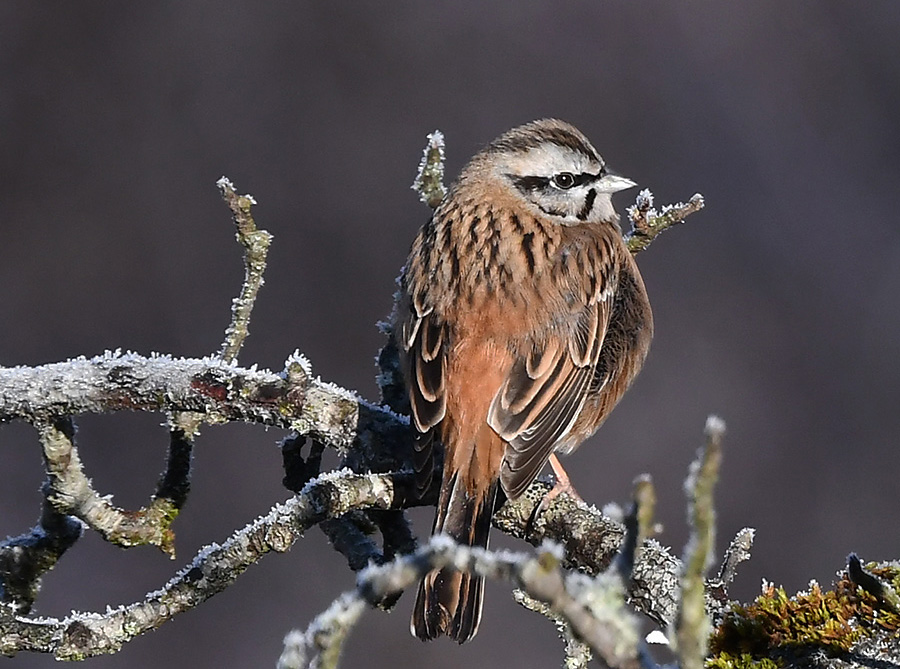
xmin=510 ymin=171 xmax=603 ymax=194
xmin=570 ymin=172 xmax=597 ymax=187
xmin=511 ymin=175 xmax=550 ymax=192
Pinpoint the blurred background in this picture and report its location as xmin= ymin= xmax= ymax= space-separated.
xmin=2 ymin=2 xmax=900 ymax=667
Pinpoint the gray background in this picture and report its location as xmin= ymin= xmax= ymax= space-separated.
xmin=2 ymin=2 xmax=900 ymax=667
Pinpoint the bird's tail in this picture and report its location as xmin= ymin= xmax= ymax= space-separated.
xmin=411 ymin=471 xmax=499 ymax=643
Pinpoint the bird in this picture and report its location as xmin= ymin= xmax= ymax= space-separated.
xmin=393 ymin=118 xmax=653 ymax=643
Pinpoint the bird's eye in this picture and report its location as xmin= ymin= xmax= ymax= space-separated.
xmin=552 ymin=172 xmax=576 ymax=189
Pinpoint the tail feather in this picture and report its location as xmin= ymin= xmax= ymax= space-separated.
xmin=411 ymin=473 xmax=498 ymax=643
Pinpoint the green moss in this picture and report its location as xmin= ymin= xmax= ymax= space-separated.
xmin=708 ymin=564 xmax=900 ymax=669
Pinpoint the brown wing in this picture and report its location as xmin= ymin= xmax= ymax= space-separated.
xmin=399 ymin=291 xmax=447 ymax=497
xmin=489 ymin=293 xmax=612 ymax=499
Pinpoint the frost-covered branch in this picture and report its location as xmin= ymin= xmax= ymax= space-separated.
xmin=626 ymin=189 xmax=705 ymax=254
xmin=164 ymin=177 xmax=272 ymax=515
xmin=493 ymin=478 xmax=682 ymax=626
xmin=280 ymin=539 xmax=646 ymax=669
xmin=215 ymin=176 xmax=272 ymax=362
xmin=676 ymin=415 xmax=724 ymax=669
xmin=0 ymin=351 xmax=395 ymax=457
xmin=411 ymin=130 xmax=446 ymax=208
xmin=37 ymin=416 xmax=178 ymax=555
xmin=0 ymin=470 xmax=406 ymax=660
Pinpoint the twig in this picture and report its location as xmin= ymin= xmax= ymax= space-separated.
xmin=163 ymin=177 xmax=272 ymax=527
xmin=0 ymin=490 xmax=82 ymax=614
xmin=411 ymin=131 xmax=446 ymax=208
xmin=0 ymin=470 xmax=406 ymax=660
xmin=716 ymin=527 xmax=754 ymax=589
xmin=615 ymin=474 xmax=657 ymax=582
xmin=706 ymin=527 xmax=755 ymax=624
xmin=216 ymin=176 xmax=272 ymax=362
xmin=676 ymin=415 xmax=725 ymax=669
xmin=285 ymin=538 xmax=645 ymax=669
xmin=626 ymin=190 xmax=705 ymax=255
xmin=493 ymin=479 xmax=681 ymax=626
xmin=278 ymin=592 xmax=367 ymax=669
xmin=513 ymin=591 xmax=594 ymax=669
xmin=37 ymin=416 xmax=177 ymax=555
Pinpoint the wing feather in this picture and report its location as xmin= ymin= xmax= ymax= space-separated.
xmin=490 ymin=292 xmax=612 ymax=499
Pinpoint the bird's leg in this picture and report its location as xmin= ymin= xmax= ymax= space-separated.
xmin=547 ymin=453 xmax=584 ymax=503
xmin=532 ymin=454 xmax=584 ymax=522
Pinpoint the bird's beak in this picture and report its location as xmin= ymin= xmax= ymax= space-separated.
xmin=596 ymin=173 xmax=637 ymax=194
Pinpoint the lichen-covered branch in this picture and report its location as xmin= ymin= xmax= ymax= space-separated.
xmin=0 ymin=470 xmax=406 ymax=660
xmin=164 ymin=177 xmax=272 ymax=520
xmin=282 ymin=538 xmax=645 ymax=669
xmin=37 ymin=416 xmax=177 ymax=556
xmin=677 ymin=415 xmax=725 ymax=669
xmin=0 ymin=352 xmax=371 ymax=451
xmin=215 ymin=176 xmax=272 ymax=362
xmin=411 ymin=130 xmax=446 ymax=208
xmin=626 ymin=189 xmax=705 ymax=254
xmin=493 ymin=479 xmax=681 ymax=626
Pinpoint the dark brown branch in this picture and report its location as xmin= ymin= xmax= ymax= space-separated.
xmin=0 ymin=491 xmax=82 ymax=615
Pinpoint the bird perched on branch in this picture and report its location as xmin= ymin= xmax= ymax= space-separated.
xmin=393 ymin=119 xmax=653 ymax=642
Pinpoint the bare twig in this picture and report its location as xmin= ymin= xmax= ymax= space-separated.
xmin=216 ymin=176 xmax=272 ymax=362
xmin=279 ymin=592 xmax=367 ymax=669
xmin=716 ymin=528 xmax=754 ymax=589
xmin=0 ymin=491 xmax=82 ymax=614
xmin=513 ymin=591 xmax=594 ymax=669
xmin=676 ymin=415 xmax=725 ymax=669
xmin=163 ymin=177 xmax=272 ymax=522
xmin=0 ymin=470 xmax=406 ymax=660
xmin=411 ymin=131 xmax=446 ymax=208
xmin=615 ymin=474 xmax=658 ymax=582
xmin=626 ymin=190 xmax=705 ymax=255
xmin=37 ymin=416 xmax=177 ymax=555
xmin=285 ymin=538 xmax=644 ymax=669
